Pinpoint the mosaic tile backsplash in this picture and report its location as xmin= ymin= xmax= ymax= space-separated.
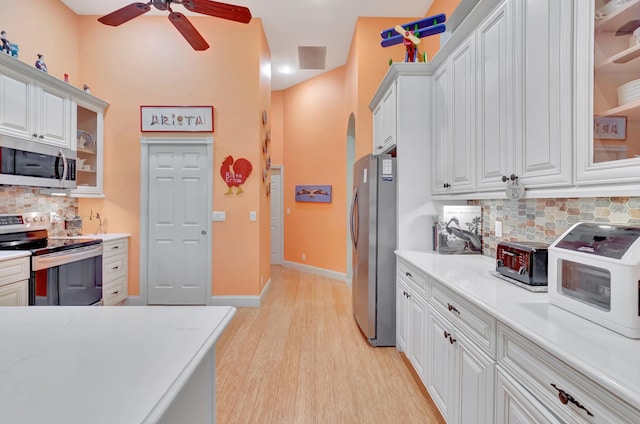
xmin=0 ymin=186 xmax=78 ymax=237
xmin=472 ymin=197 xmax=640 ymax=257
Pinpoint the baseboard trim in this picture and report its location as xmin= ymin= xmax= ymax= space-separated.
xmin=282 ymin=260 xmax=347 ymax=282
xmin=399 ymin=352 xmax=447 ymax=424
xmin=122 ymin=278 xmax=273 ymax=308
xmin=208 ymin=277 xmax=272 ymax=308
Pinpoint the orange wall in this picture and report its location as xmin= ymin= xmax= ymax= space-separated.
xmin=73 ymin=13 xmax=269 ymax=296
xmin=0 ymin=0 xmax=80 ymax=83
xmin=281 ymin=67 xmax=347 ymax=271
xmin=270 ymin=91 xmax=284 ymax=165
xmin=424 ymin=0 xmax=463 ymax=61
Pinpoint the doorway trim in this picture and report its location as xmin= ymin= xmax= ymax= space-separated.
xmin=138 ymin=136 xmax=213 ymax=306
xmin=270 ymin=165 xmax=284 ymax=265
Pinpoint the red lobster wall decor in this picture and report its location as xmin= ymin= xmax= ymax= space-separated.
xmin=220 ymin=155 xmax=252 ymax=194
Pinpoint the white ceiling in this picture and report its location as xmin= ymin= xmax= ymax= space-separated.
xmin=60 ymin=0 xmax=434 ymax=90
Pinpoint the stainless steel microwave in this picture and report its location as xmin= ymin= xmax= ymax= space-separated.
xmin=549 ymin=223 xmax=640 ymax=338
xmin=0 ymin=138 xmax=76 ymax=189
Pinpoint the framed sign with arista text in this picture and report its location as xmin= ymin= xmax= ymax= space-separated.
xmin=140 ymin=106 xmax=214 ymax=132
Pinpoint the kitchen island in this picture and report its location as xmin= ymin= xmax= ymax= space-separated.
xmin=0 ymin=305 xmax=235 ymax=423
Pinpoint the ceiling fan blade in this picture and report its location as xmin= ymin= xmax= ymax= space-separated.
xmin=169 ymin=12 xmax=210 ymax=51
xmin=98 ymin=2 xmax=151 ymax=26
xmin=182 ymin=0 xmax=252 ymax=24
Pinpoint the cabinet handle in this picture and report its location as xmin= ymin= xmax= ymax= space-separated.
xmin=32 ymin=133 xmax=38 ymax=138
xmin=443 ymin=331 xmax=451 ymax=339
xmin=443 ymin=183 xmax=451 ymax=188
xmin=447 ymin=303 xmax=460 ymax=314
xmin=550 ymin=384 xmax=593 ymax=417
xmin=405 ymin=271 xmax=413 ymax=278
xmin=38 ymin=135 xmax=44 ymax=139
xmin=448 ymin=336 xmax=456 ymax=344
xmin=112 ymin=266 xmax=119 ymax=270
xmin=112 ymin=290 xmax=119 ymax=295
xmin=111 ymin=246 xmax=120 ymax=250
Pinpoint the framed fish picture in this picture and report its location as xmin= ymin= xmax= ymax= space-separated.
xmin=295 ymin=185 xmax=332 ymax=203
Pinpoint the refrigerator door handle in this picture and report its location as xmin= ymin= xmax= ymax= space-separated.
xmin=350 ymin=188 xmax=358 ymax=249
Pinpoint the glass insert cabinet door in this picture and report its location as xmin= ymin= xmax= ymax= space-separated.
xmin=592 ymin=0 xmax=640 ymax=164
xmin=72 ymin=97 xmax=106 ymax=198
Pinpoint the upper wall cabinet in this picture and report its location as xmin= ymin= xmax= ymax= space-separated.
xmin=575 ymin=0 xmax=640 ymax=186
xmin=432 ymin=34 xmax=476 ymax=195
xmin=0 ymin=63 xmax=71 ymax=149
xmin=476 ymin=0 xmax=573 ymax=192
xmin=372 ymin=81 xmax=397 ymax=155
xmin=0 ymin=53 xmax=108 ymax=197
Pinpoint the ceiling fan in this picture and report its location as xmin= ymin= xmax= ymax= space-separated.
xmin=98 ymin=0 xmax=252 ymax=51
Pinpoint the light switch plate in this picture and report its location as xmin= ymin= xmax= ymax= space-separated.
xmin=495 ymin=220 xmax=502 ymax=238
xmin=212 ymin=211 xmax=226 ymax=222
xmin=250 ymin=211 xmax=257 ymax=221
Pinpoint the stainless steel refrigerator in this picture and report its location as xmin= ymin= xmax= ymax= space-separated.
xmin=350 ymin=154 xmax=397 ymax=347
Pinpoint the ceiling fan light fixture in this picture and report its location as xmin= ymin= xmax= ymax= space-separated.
xmin=279 ymin=65 xmax=294 ymax=74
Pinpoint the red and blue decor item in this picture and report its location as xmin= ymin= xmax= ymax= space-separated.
xmin=1 ymin=30 xmax=18 ymax=57
xmin=35 ymin=54 xmax=48 ymax=73
xmin=380 ymin=14 xmax=446 ymax=63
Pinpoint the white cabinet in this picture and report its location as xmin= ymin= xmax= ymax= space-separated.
xmin=512 ymin=0 xmax=573 ymax=188
xmin=432 ymin=35 xmax=476 ymax=194
xmin=475 ymin=0 xmax=573 ymax=193
xmin=0 ymin=256 xmax=29 ymax=306
xmin=372 ymin=82 xmax=397 ymax=154
xmin=427 ymin=278 xmax=496 ymax=424
xmin=370 ymin=63 xmax=431 ymax=251
xmin=397 ymin=257 xmax=496 ymax=424
xmin=0 ymin=62 xmax=71 ymax=149
xmin=72 ymin=97 xmax=107 ymax=198
xmin=102 ymin=238 xmax=128 ymax=306
xmin=575 ymin=0 xmax=640 ymax=186
xmin=396 ymin=259 xmax=429 ymax=381
xmin=497 ymin=323 xmax=640 ymax=424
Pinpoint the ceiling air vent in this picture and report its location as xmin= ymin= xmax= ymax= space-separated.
xmin=297 ymin=46 xmax=327 ymax=70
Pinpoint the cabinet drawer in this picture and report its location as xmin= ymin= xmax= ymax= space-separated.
xmin=497 ymin=323 xmax=640 ymax=423
xmin=397 ymin=259 xmax=428 ymax=299
xmin=103 ymin=253 xmax=127 ymax=282
xmin=103 ymin=276 xmax=127 ymax=306
xmin=0 ymin=257 xmax=30 ymax=287
xmin=430 ymin=279 xmax=496 ymax=358
xmin=103 ymin=239 xmax=127 ymax=258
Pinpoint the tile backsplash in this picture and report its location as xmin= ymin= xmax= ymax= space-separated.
xmin=473 ymin=197 xmax=640 ymax=257
xmin=0 ymin=186 xmax=78 ymax=236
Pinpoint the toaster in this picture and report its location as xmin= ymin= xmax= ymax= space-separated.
xmin=496 ymin=241 xmax=549 ymax=286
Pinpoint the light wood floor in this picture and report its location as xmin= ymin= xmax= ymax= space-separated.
xmin=215 ymin=265 xmax=445 ymax=424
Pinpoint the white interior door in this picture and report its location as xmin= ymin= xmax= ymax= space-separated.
xmin=270 ymin=167 xmax=283 ymax=264
xmin=147 ymin=142 xmax=211 ymax=305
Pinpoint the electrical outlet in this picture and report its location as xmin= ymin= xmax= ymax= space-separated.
xmin=212 ymin=211 xmax=226 ymax=222
xmin=495 ymin=220 xmax=503 ymax=238
xmin=302 ymin=253 xmax=306 ymax=261
xmin=250 ymin=211 xmax=257 ymax=221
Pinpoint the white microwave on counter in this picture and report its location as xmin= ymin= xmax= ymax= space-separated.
xmin=548 ymin=223 xmax=640 ymax=339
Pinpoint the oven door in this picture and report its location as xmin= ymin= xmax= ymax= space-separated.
xmin=31 ymin=244 xmax=103 ymax=306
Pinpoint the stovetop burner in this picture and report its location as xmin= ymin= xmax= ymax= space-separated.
xmin=0 ymin=212 xmax=102 ymax=255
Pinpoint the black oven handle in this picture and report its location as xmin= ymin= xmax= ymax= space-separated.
xmin=32 ymin=245 xmax=103 ymax=271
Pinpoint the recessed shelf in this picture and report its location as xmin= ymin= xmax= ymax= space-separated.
xmin=595 ymin=43 xmax=640 ymax=72
xmin=596 ymin=98 xmax=640 ymax=120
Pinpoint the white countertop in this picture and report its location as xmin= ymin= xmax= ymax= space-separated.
xmin=396 ymin=250 xmax=640 ymax=410
xmin=52 ymin=233 xmax=130 ymax=241
xmin=0 ymin=250 xmax=31 ymax=261
xmin=0 ymin=306 xmax=236 ymax=424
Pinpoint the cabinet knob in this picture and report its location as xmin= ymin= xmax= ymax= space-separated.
xmin=32 ymin=133 xmax=38 ymax=138
xmin=443 ymin=183 xmax=451 ymax=188
xmin=443 ymin=331 xmax=451 ymax=339
xmin=448 ymin=336 xmax=456 ymax=344
xmin=405 ymin=271 xmax=413 ymax=278
xmin=501 ymin=174 xmax=518 ymax=182
xmin=38 ymin=135 xmax=44 ymax=139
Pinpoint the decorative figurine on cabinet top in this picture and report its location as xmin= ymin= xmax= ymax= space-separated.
xmin=35 ymin=54 xmax=47 ymax=73
xmin=380 ymin=14 xmax=447 ymax=63
xmin=1 ymin=30 xmax=18 ymax=57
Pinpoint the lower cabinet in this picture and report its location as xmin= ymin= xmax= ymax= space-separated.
xmin=396 ymin=273 xmax=428 ymax=381
xmin=497 ymin=323 xmax=640 ymax=423
xmin=0 ymin=256 xmax=29 ymax=306
xmin=102 ymin=238 xmax=128 ymax=306
xmin=428 ymin=306 xmax=495 ymax=424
